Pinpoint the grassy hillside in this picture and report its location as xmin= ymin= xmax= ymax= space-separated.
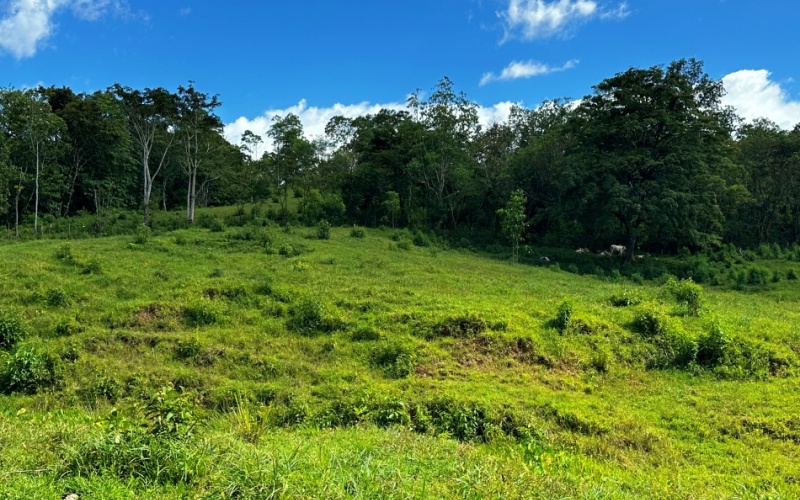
xmin=1 ymin=211 xmax=800 ymax=498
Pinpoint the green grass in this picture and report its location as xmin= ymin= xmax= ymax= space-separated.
xmin=1 ymin=209 xmax=800 ymax=497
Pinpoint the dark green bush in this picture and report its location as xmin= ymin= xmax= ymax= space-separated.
xmin=553 ymin=301 xmax=572 ymax=333
xmin=1 ymin=346 xmax=58 ymax=394
xmin=609 ymin=289 xmax=643 ymax=307
xmin=352 ymin=326 xmax=381 ymax=341
xmin=370 ymin=341 xmax=417 ymax=378
xmin=54 ymin=317 xmax=82 ymax=337
xmin=429 ymin=314 xmax=488 ymax=338
xmin=788 ymin=269 xmax=798 ymax=280
xmin=666 ymin=278 xmax=703 ymax=316
xmin=285 ymin=298 xmax=342 ymax=336
xmin=0 ymin=314 xmax=25 ymax=350
xmin=632 ymin=307 xmax=669 ymax=338
xmin=133 ymin=224 xmax=151 ymax=244
xmin=183 ymin=302 xmax=222 ymax=327
xmin=349 ymin=226 xmax=366 ymax=238
xmin=316 ymin=220 xmax=331 ymax=240
xmin=46 ymin=288 xmax=69 ymax=308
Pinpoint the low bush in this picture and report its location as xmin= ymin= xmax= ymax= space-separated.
xmin=285 ymin=298 xmax=342 ymax=336
xmin=632 ymin=306 xmax=669 ymax=338
xmin=0 ymin=314 xmax=25 ymax=350
xmin=350 ymin=226 xmax=366 ymax=238
xmin=429 ymin=314 xmax=488 ymax=338
xmin=183 ymin=301 xmax=223 ymax=327
xmin=370 ymin=341 xmax=417 ymax=378
xmin=351 ymin=326 xmax=381 ymax=341
xmin=316 ymin=220 xmax=331 ymax=240
xmin=666 ymin=278 xmax=703 ymax=316
xmin=553 ymin=301 xmax=572 ymax=333
xmin=609 ymin=289 xmax=644 ymax=307
xmin=1 ymin=346 xmax=58 ymax=394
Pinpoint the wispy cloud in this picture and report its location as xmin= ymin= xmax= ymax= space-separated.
xmin=722 ymin=69 xmax=800 ymax=130
xmin=480 ymin=59 xmax=578 ymax=86
xmin=224 ymin=99 xmax=520 ymax=155
xmin=179 ymin=7 xmax=191 ymax=16
xmin=0 ymin=0 xmax=140 ymax=59
xmin=500 ymin=0 xmax=629 ymax=41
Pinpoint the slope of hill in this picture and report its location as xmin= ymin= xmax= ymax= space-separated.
xmin=1 ymin=214 xmax=799 ymax=498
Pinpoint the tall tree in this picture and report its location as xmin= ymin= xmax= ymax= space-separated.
xmin=408 ymin=77 xmax=479 ymax=228
xmin=112 ymin=85 xmax=178 ymax=226
xmin=566 ymin=59 xmax=734 ymax=259
xmin=267 ymin=114 xmax=314 ymax=217
xmin=0 ymin=89 xmax=67 ymax=237
xmin=177 ymin=82 xmax=222 ymax=223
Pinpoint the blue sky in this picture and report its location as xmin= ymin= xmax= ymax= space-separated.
xmin=1 ymin=0 xmax=798 ymax=146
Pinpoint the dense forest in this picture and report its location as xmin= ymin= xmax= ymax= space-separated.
xmin=1 ymin=59 xmax=798 ymax=258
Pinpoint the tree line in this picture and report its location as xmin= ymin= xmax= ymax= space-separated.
xmin=1 ymin=59 xmax=798 ymax=257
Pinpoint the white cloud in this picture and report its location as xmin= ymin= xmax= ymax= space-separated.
xmin=722 ymin=69 xmax=800 ymax=130
xmin=0 ymin=0 xmax=134 ymax=59
xmin=224 ymin=100 xmax=520 ymax=155
xmin=500 ymin=0 xmax=628 ymax=41
xmin=480 ymin=59 xmax=578 ymax=86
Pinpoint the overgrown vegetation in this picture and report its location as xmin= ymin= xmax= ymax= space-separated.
xmin=1 ymin=211 xmax=800 ymax=497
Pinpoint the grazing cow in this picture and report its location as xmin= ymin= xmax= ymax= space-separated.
xmin=598 ymin=250 xmax=611 ymax=257
xmin=575 ymin=248 xmax=590 ymax=254
xmin=540 ymin=256 xmax=550 ymax=263
xmin=609 ymin=244 xmax=626 ymax=255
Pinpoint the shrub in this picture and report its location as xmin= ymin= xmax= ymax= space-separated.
xmin=54 ymin=243 xmax=74 ymax=261
xmin=429 ymin=314 xmax=488 ymax=338
xmin=316 ymin=220 xmax=331 ymax=240
xmin=788 ymin=269 xmax=798 ymax=280
xmin=349 ymin=226 xmax=366 ymax=238
xmin=46 ymin=288 xmax=69 ymax=308
xmin=352 ymin=326 xmax=381 ymax=341
xmin=0 ymin=314 xmax=25 ymax=350
xmin=609 ymin=289 xmax=643 ymax=307
xmin=285 ymin=298 xmax=341 ymax=336
xmin=651 ymin=328 xmax=698 ymax=369
xmin=632 ymin=307 xmax=669 ymax=338
xmin=666 ymin=278 xmax=703 ymax=316
xmin=54 ymin=317 xmax=82 ymax=337
xmin=133 ymin=224 xmax=151 ymax=244
xmin=1 ymin=346 xmax=58 ymax=394
xmin=370 ymin=341 xmax=417 ymax=378
xmin=553 ymin=301 xmax=572 ymax=333
xmin=183 ymin=301 xmax=223 ymax=327
xmin=143 ymin=386 xmax=198 ymax=438
xmin=80 ymin=258 xmax=103 ymax=275
xmin=397 ymin=240 xmax=412 ymax=251
xmin=696 ymin=322 xmax=729 ymax=368
xmin=746 ymin=266 xmax=770 ymax=286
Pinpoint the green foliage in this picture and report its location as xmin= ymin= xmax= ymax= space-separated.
xmin=133 ymin=224 xmax=151 ymax=244
xmin=788 ymin=269 xmax=798 ymax=280
xmin=351 ymin=326 xmax=381 ymax=341
xmin=183 ymin=301 xmax=223 ymax=327
xmin=429 ymin=314 xmax=487 ymax=338
xmin=0 ymin=313 xmax=25 ymax=350
xmin=609 ymin=289 xmax=644 ymax=307
xmin=349 ymin=226 xmax=366 ymax=238
xmin=632 ymin=306 xmax=669 ymax=338
xmin=143 ymin=386 xmax=199 ymax=438
xmin=285 ymin=297 xmax=341 ymax=336
xmin=553 ymin=301 xmax=572 ymax=333
xmin=1 ymin=346 xmax=58 ymax=394
xmin=496 ymin=189 xmax=528 ymax=262
xmin=315 ymin=219 xmax=331 ymax=240
xmin=46 ymin=288 xmax=70 ymax=308
xmin=54 ymin=317 xmax=82 ymax=337
xmin=370 ymin=341 xmax=417 ymax=378
xmin=666 ymin=278 xmax=703 ymax=316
